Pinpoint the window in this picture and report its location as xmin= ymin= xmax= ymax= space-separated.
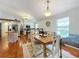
xmin=56 ymin=17 xmax=69 ymax=38
xmin=35 ymin=23 xmax=38 ymax=29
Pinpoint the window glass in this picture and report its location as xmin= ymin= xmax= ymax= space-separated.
xmin=56 ymin=17 xmax=69 ymax=38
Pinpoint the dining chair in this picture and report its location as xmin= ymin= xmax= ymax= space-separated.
xmin=29 ymin=33 xmax=43 ymax=57
xmin=22 ymin=42 xmax=34 ymax=58
xmin=9 ymin=32 xmax=18 ymax=43
xmin=22 ymin=41 xmax=43 ymax=58
xmin=53 ymin=36 xmax=60 ymax=58
xmin=47 ymin=35 xmax=61 ymax=58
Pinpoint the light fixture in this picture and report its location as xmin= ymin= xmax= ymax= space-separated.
xmin=44 ymin=0 xmax=52 ymax=17
xmin=23 ymin=15 xmax=33 ymax=20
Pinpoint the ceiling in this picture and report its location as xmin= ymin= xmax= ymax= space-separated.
xmin=0 ymin=0 xmax=79 ymax=20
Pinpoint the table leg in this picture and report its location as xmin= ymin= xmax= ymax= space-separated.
xmin=43 ymin=44 xmax=46 ymax=58
xmin=60 ymin=39 xmax=62 ymax=58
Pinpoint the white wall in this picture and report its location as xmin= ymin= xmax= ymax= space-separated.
xmin=38 ymin=7 xmax=79 ymax=35
xmin=1 ymin=22 xmax=8 ymax=37
xmin=38 ymin=18 xmax=55 ymax=32
xmin=53 ymin=7 xmax=79 ymax=35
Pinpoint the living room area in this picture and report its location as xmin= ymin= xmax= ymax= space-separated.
xmin=0 ymin=0 xmax=79 ymax=58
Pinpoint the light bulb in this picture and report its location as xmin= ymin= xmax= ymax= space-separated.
xmin=44 ymin=10 xmax=52 ymax=17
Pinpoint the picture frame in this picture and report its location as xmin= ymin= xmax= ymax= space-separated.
xmin=46 ymin=21 xmax=51 ymax=27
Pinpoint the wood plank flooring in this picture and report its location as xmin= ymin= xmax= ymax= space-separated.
xmin=0 ymin=35 xmax=79 ymax=58
xmin=63 ymin=45 xmax=79 ymax=58
xmin=0 ymin=35 xmax=28 ymax=58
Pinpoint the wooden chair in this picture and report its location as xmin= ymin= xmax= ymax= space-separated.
xmin=22 ymin=42 xmax=43 ymax=58
xmin=22 ymin=33 xmax=43 ymax=58
xmin=47 ymin=36 xmax=61 ymax=58
xmin=29 ymin=33 xmax=43 ymax=57
xmin=22 ymin=42 xmax=34 ymax=58
xmin=9 ymin=32 xmax=18 ymax=43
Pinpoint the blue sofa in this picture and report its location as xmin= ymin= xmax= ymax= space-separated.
xmin=62 ymin=34 xmax=79 ymax=48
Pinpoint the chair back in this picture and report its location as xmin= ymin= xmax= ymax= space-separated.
xmin=29 ymin=33 xmax=36 ymax=55
xmin=52 ymin=36 xmax=60 ymax=58
xmin=29 ymin=33 xmax=43 ymax=57
xmin=22 ymin=42 xmax=34 ymax=58
xmin=9 ymin=32 xmax=18 ymax=43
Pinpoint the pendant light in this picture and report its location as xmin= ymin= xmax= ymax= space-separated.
xmin=44 ymin=0 xmax=52 ymax=17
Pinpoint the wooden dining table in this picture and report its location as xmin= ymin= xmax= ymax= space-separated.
xmin=34 ymin=34 xmax=55 ymax=58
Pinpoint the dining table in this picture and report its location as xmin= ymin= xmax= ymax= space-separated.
xmin=34 ymin=34 xmax=56 ymax=58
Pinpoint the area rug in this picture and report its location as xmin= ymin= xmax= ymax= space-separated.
xmin=62 ymin=49 xmax=76 ymax=58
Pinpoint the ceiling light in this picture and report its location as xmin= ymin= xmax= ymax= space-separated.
xmin=44 ymin=0 xmax=52 ymax=17
xmin=44 ymin=10 xmax=52 ymax=17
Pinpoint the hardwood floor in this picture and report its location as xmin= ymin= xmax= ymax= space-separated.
xmin=63 ymin=45 xmax=79 ymax=58
xmin=0 ymin=35 xmax=79 ymax=58
xmin=0 ymin=41 xmax=22 ymax=58
xmin=0 ymin=35 xmax=28 ymax=58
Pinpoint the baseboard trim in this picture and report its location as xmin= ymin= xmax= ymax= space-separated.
xmin=64 ymin=44 xmax=79 ymax=50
